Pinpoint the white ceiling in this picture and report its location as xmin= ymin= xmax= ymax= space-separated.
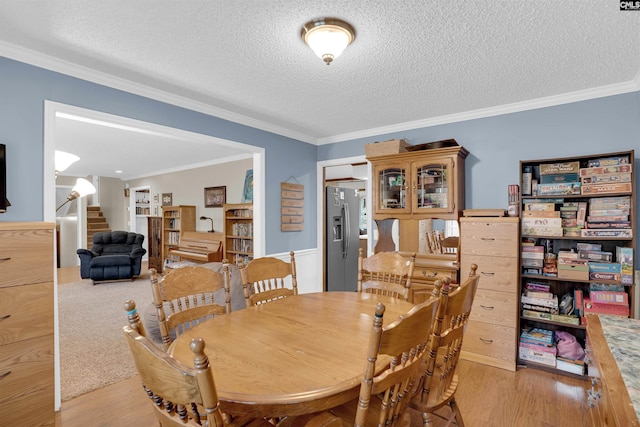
xmin=1 ymin=1 xmax=640 ymax=179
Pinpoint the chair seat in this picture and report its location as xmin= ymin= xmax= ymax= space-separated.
xmin=89 ymin=254 xmax=133 ymax=281
xmin=90 ymin=254 xmax=132 ymax=267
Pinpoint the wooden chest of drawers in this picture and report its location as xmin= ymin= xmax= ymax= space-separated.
xmin=459 ymin=217 xmax=519 ymax=371
xmin=0 ymin=222 xmax=55 ymax=426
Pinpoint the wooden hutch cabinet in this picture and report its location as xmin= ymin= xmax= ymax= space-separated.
xmin=366 ymin=143 xmax=469 ymax=303
xmin=369 ymin=145 xmax=468 ymax=221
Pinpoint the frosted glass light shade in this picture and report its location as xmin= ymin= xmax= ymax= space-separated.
xmin=54 ymin=150 xmax=80 ymax=173
xmin=301 ymin=18 xmax=355 ymax=65
xmin=72 ymin=178 xmax=96 ymax=198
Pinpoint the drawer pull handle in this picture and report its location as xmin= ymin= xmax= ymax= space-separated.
xmin=0 ymin=370 xmax=11 ymax=380
xmin=479 ymin=338 xmax=494 ymax=344
xmin=0 ymin=257 xmax=10 ymax=262
xmin=480 ymin=305 xmax=495 ymax=310
xmin=421 ymin=271 xmax=437 ymax=278
xmin=0 ymin=314 xmax=10 ymax=321
xmin=480 ymin=237 xmax=495 ymax=241
xmin=480 ymin=272 xmax=495 ymax=276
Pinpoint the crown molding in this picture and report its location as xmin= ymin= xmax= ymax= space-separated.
xmin=0 ymin=41 xmax=316 ymax=144
xmin=317 ymin=80 xmax=640 ymax=145
xmin=3 ymin=40 xmax=639 ymax=148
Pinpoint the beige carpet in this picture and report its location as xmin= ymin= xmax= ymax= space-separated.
xmin=58 ymin=277 xmax=153 ymax=401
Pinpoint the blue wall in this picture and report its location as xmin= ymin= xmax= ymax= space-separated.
xmin=1 ymin=54 xmax=638 ymax=261
xmin=0 ymin=56 xmax=317 ymax=254
xmin=319 ymin=92 xmax=640 ymax=210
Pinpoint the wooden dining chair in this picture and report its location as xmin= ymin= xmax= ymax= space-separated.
xmin=357 ymin=248 xmax=416 ymax=301
xmin=409 ymin=263 xmax=479 ymax=427
xmin=150 ymin=264 xmax=232 ymax=350
xmin=293 ymin=297 xmax=440 ymax=426
xmin=122 ymin=307 xmax=272 ymax=427
xmin=241 ymin=251 xmax=298 ymax=307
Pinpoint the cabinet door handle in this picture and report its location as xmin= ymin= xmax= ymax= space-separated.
xmin=0 ymin=314 xmax=10 ymax=321
xmin=0 ymin=257 xmax=10 ymax=262
xmin=480 ymin=305 xmax=495 ymax=310
xmin=480 ymin=271 xmax=495 ymax=276
xmin=479 ymin=338 xmax=494 ymax=344
xmin=480 ymin=237 xmax=495 ymax=241
xmin=0 ymin=371 xmax=11 ymax=380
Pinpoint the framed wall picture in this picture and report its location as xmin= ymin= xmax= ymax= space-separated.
xmin=241 ymin=169 xmax=253 ymax=203
xmin=162 ymin=193 xmax=173 ymax=206
xmin=205 ymin=186 xmax=226 ymax=207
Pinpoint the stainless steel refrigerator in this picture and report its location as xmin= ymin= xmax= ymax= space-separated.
xmin=325 ymin=186 xmax=360 ymax=292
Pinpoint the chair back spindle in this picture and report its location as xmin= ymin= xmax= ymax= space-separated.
xmin=241 ymin=251 xmax=298 ymax=306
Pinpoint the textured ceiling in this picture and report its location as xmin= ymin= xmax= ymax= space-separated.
xmin=1 ymin=1 xmax=640 ymax=177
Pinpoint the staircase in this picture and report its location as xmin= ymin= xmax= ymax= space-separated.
xmin=86 ymin=206 xmax=111 ymax=248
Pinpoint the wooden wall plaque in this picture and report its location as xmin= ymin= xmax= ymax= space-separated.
xmin=281 ymin=182 xmax=304 ymax=232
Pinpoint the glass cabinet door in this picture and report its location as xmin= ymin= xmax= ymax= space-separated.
xmin=372 ymin=162 xmax=412 ymax=215
xmin=412 ymin=158 xmax=454 ymax=215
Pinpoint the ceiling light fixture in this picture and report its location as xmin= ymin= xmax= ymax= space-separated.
xmin=54 ymin=150 xmax=80 ymax=176
xmin=301 ymin=18 xmax=355 ymax=65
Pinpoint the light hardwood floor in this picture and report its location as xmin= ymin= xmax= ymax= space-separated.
xmin=54 ymin=265 xmax=592 ymax=427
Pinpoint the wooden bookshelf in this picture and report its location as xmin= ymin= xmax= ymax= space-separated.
xmin=223 ymin=203 xmax=253 ymax=266
xmin=161 ymin=205 xmax=196 ymax=269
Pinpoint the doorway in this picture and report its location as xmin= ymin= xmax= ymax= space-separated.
xmin=317 ymin=156 xmax=371 ymax=292
xmin=43 ymin=101 xmax=266 ymax=410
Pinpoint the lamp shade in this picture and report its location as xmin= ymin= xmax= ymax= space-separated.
xmin=72 ymin=178 xmax=96 ymax=198
xmin=301 ymin=18 xmax=355 ymax=65
xmin=54 ymin=150 xmax=80 ymax=173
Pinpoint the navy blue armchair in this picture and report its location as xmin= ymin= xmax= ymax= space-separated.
xmin=77 ymin=231 xmax=147 ymax=284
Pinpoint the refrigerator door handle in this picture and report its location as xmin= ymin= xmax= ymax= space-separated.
xmin=342 ymin=203 xmax=350 ymax=258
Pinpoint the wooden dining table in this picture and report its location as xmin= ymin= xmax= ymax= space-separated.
xmin=168 ymin=291 xmax=416 ymax=418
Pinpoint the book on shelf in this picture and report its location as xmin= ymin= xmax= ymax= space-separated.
xmin=588 ymin=262 xmax=621 ymax=274
xmin=586 ymin=155 xmax=630 ymax=167
xmin=524 ymin=289 xmax=554 ymax=299
xmin=583 ymin=298 xmax=629 ymax=317
xmin=590 ymin=283 xmax=625 ymax=292
xmin=580 ymin=229 xmax=632 ymax=238
xmin=589 ymin=272 xmax=621 ymax=282
xmin=574 ymin=289 xmax=584 ymax=318
xmin=522 ymin=217 xmax=562 ymax=228
xmin=616 ymin=246 xmax=633 ymax=284
xmin=585 ymin=221 xmax=631 ymax=229
xmin=539 ymin=173 xmax=579 ymax=184
xmin=589 ymin=291 xmax=628 ymax=305
xmin=581 ymin=172 xmax=632 ymax=184
xmin=522 ymin=303 xmax=560 ymax=315
xmin=524 ymin=281 xmax=550 ymax=292
xmin=522 ymin=198 xmax=565 ymax=204
xmin=579 ymin=164 xmax=632 ymax=177
xmin=521 ymin=309 xmax=581 ymax=325
xmin=521 ymin=294 xmax=559 ymax=309
xmin=589 ymin=195 xmax=631 ymax=208
xmin=522 ymin=226 xmax=564 ymax=237
xmin=576 ymin=242 xmax=602 ymax=251
xmin=577 ymin=250 xmax=613 ymax=262
xmin=524 ymin=202 xmax=556 ymax=211
xmin=537 ymin=182 xmax=581 ymax=195
xmin=522 ymin=210 xmax=561 ymax=218
xmin=582 ymin=182 xmax=632 ymax=195
xmin=520 ymin=327 xmax=555 ymax=346
xmin=519 ymin=342 xmax=557 ymax=366
xmin=555 ymin=357 xmax=586 ymax=375
xmin=539 ymin=161 xmax=580 ymax=175
xmin=522 ymin=258 xmax=544 ymax=268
